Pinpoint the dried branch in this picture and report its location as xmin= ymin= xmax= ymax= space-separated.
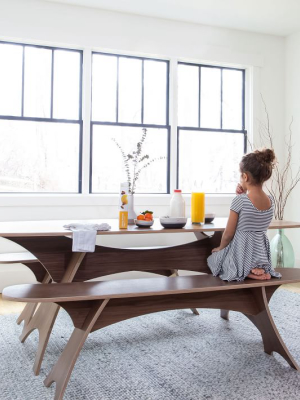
xmin=112 ymin=128 xmax=166 ymax=194
xmin=257 ymin=97 xmax=300 ymax=220
xmin=112 ymin=138 xmax=132 ymax=193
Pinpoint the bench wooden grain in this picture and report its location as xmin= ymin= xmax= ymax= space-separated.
xmin=3 ymin=268 xmax=300 ymax=400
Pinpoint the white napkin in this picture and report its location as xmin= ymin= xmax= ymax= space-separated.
xmin=63 ymin=223 xmax=111 ymax=252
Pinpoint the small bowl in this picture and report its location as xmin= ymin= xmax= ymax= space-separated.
xmin=205 ymin=213 xmax=216 ymax=224
xmin=160 ymin=217 xmax=187 ymax=229
xmin=134 ymin=219 xmax=154 ymax=228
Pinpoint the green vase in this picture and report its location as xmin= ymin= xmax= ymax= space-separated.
xmin=270 ymin=229 xmax=295 ymax=268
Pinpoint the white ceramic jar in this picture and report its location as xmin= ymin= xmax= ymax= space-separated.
xmin=170 ymin=189 xmax=185 ymax=217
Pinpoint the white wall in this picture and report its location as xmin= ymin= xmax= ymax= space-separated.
xmin=0 ymin=0 xmax=288 ymax=286
xmin=285 ymin=32 xmax=300 ymax=263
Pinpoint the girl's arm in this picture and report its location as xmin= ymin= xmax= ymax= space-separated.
xmin=212 ymin=210 xmax=239 ymax=252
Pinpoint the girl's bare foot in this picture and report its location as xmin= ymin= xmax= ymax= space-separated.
xmin=251 ymin=268 xmax=265 ymax=276
xmin=247 ymin=273 xmax=270 ymax=280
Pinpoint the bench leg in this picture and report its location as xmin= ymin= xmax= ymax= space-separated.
xmin=19 ymin=252 xmax=86 ymax=375
xmin=44 ymin=300 xmax=109 ymax=400
xmin=220 ymin=310 xmax=229 ymax=320
xmin=20 ymin=303 xmax=60 ymax=375
xmin=170 ymin=269 xmax=199 ymax=315
xmin=17 ymin=303 xmax=39 ymax=326
xmin=245 ymin=287 xmax=299 ymax=371
xmin=17 ymin=272 xmax=52 ymax=328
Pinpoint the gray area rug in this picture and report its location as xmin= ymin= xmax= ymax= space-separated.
xmin=1 ymin=289 xmax=300 ymax=400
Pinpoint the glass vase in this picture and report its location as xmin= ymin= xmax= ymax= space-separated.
xmin=270 ymin=229 xmax=295 ymax=268
xmin=127 ymin=194 xmax=137 ymax=225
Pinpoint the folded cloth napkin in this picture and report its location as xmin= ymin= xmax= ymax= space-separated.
xmin=63 ymin=223 xmax=111 ymax=252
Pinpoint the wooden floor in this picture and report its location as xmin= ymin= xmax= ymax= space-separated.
xmin=0 ymin=295 xmax=25 ymax=315
xmin=1 ymin=283 xmax=300 ymax=316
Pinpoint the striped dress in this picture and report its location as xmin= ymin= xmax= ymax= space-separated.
xmin=207 ymin=194 xmax=281 ymax=281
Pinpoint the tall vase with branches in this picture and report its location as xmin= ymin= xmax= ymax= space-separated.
xmin=249 ymin=96 xmax=300 ymax=267
xmin=112 ymin=128 xmax=165 ymax=222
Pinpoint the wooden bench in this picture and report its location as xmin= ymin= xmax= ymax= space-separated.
xmin=3 ymin=268 xmax=300 ymax=400
xmin=0 ymin=252 xmax=51 ymax=328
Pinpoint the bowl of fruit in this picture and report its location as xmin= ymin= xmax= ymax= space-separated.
xmin=135 ymin=210 xmax=154 ymax=228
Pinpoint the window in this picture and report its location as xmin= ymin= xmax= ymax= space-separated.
xmin=0 ymin=42 xmax=82 ymax=193
xmin=177 ymin=63 xmax=246 ymax=193
xmin=91 ymin=53 xmax=170 ymax=193
xmin=0 ymin=42 xmax=247 ymax=196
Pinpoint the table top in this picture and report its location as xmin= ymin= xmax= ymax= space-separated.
xmin=0 ymin=218 xmax=299 ymax=237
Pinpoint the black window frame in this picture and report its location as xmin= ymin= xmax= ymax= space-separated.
xmin=177 ymin=62 xmax=247 ymax=193
xmin=0 ymin=40 xmax=83 ymax=194
xmin=90 ymin=52 xmax=170 ymax=194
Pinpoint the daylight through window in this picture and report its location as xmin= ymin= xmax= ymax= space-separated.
xmin=177 ymin=63 xmax=246 ymax=194
xmin=0 ymin=42 xmax=83 ymax=193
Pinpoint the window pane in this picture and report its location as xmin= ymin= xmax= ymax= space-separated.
xmin=0 ymin=120 xmax=80 ymax=192
xmin=118 ymin=58 xmax=142 ymax=123
xmin=178 ymin=64 xmax=199 ymax=127
xmin=92 ymin=54 xmax=117 ymax=122
xmin=144 ymin=60 xmax=167 ymax=125
xmin=200 ymin=67 xmax=221 ymax=129
xmin=223 ymin=70 xmax=243 ymax=130
xmin=178 ymin=130 xmax=244 ymax=193
xmin=24 ymin=46 xmax=52 ymax=118
xmin=53 ymin=50 xmax=81 ymax=119
xmin=92 ymin=125 xmax=168 ymax=193
xmin=0 ymin=43 xmax=23 ymax=116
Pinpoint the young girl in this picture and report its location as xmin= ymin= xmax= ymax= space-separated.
xmin=207 ymin=148 xmax=281 ymax=281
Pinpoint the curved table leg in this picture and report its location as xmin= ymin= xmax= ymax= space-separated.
xmin=245 ymin=287 xmax=299 ymax=370
xmin=19 ymin=252 xmax=86 ymax=375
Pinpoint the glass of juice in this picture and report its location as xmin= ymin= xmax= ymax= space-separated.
xmin=191 ymin=192 xmax=205 ymax=224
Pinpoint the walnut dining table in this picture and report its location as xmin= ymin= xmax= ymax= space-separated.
xmin=1 ymin=217 xmax=299 ymax=376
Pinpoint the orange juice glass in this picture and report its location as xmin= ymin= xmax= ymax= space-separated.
xmin=191 ymin=192 xmax=205 ymax=224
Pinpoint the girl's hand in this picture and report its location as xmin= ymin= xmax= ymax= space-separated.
xmin=236 ymin=183 xmax=244 ymax=195
xmin=212 ymin=247 xmax=221 ymax=253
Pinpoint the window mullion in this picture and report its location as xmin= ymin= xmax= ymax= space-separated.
xmin=50 ymin=49 xmax=54 ymax=118
xmin=81 ymin=48 xmax=92 ymax=195
xmin=242 ymin=69 xmax=246 ymax=130
xmin=21 ymin=45 xmax=25 ymax=117
xmin=141 ymin=59 xmax=144 ymax=124
xmin=220 ymin=68 xmax=223 ymax=129
xmin=198 ymin=66 xmax=201 ymax=128
xmin=169 ymin=58 xmax=178 ymax=193
xmin=116 ymin=57 xmax=119 ymax=123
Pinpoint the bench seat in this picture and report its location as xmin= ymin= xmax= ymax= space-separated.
xmin=3 ymin=267 xmax=300 ymax=303
xmin=0 ymin=251 xmax=38 ymax=264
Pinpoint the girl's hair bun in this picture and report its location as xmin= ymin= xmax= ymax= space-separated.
xmin=240 ymin=148 xmax=276 ymax=184
xmin=255 ymin=148 xmax=276 ymax=165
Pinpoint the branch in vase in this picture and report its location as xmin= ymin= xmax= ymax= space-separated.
xmin=257 ymin=96 xmax=300 ymax=220
xmin=112 ymin=138 xmax=132 ymax=193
